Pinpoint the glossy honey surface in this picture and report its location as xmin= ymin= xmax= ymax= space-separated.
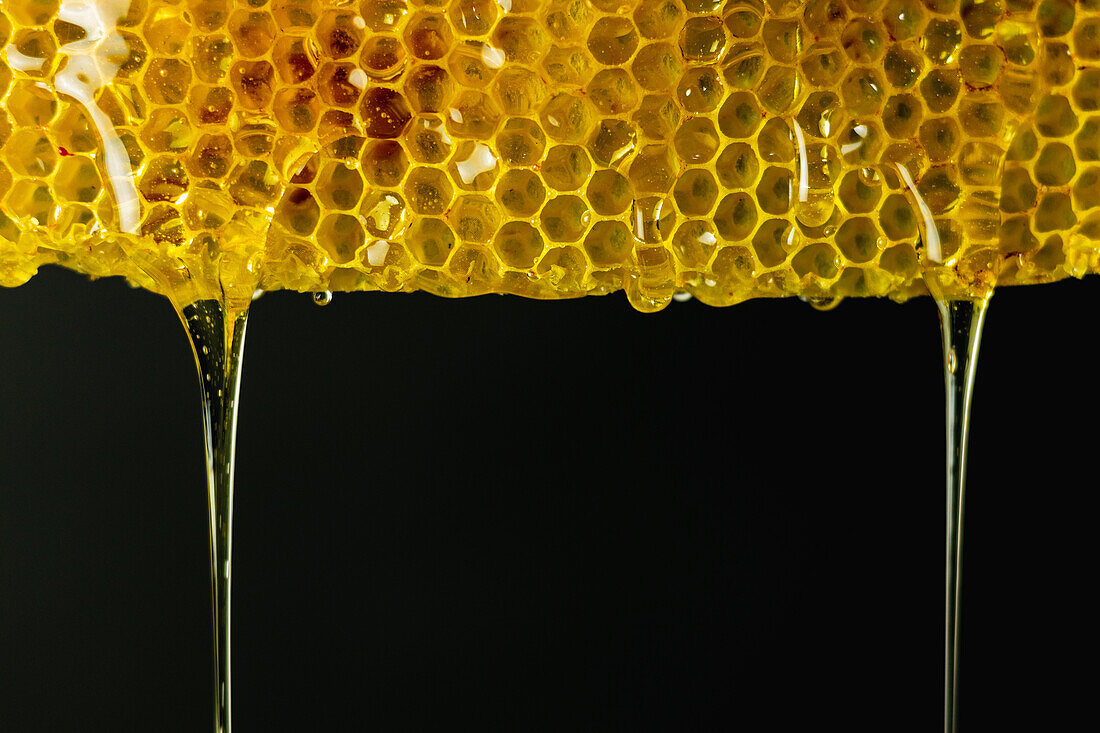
xmin=1 ymin=0 xmax=1098 ymax=309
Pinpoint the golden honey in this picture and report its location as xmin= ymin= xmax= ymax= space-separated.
xmin=1 ymin=0 xmax=1099 ymax=310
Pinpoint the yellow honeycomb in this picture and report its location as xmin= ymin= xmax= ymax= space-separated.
xmin=1 ymin=0 xmax=1099 ymax=311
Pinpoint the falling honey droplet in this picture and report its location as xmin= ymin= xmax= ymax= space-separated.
xmin=312 ymin=290 xmax=333 ymax=306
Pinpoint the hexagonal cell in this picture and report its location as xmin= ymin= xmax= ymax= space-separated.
xmin=919 ymin=117 xmax=961 ymax=163
xmin=142 ymin=5 xmax=190 ymax=55
xmin=229 ymin=10 xmax=276 ymax=58
xmin=751 ymin=218 xmax=796 ymax=267
xmin=187 ymin=0 xmax=230 ymax=32
xmin=715 ymin=143 xmax=759 ymax=189
xmin=536 ymin=245 xmax=589 ymax=291
xmin=229 ymin=60 xmax=275 ymax=109
xmin=632 ymin=94 xmax=680 ymax=141
xmin=838 ymin=170 xmax=882 ymax=214
xmin=840 ymin=67 xmax=886 ymax=116
xmin=879 ymin=193 xmax=919 ymax=240
xmin=315 ymin=162 xmax=364 ymax=210
xmin=762 ymin=19 xmax=801 ymax=63
xmin=6 ymin=0 xmax=60 ymax=26
xmin=671 ymin=220 xmax=718 ymax=268
xmin=630 ymin=195 xmax=676 ymax=243
xmin=189 ymin=85 xmax=234 ymax=126
xmin=228 ymin=160 xmax=282 ymax=207
xmin=358 ymin=0 xmax=408 ymax=31
xmin=958 ymin=141 xmax=1003 ymax=186
xmin=360 ymin=87 xmax=413 ymax=139
xmin=882 ymin=45 xmax=923 ymax=90
xmin=882 ymin=0 xmax=926 ymax=41
xmin=183 ymin=183 xmax=236 ymax=230
xmin=1035 ymin=142 xmax=1076 ymax=186
xmin=582 ymin=220 xmax=632 ymax=267
xmin=587 ymin=69 xmax=640 ymax=116
xmin=492 ymin=16 xmax=548 ymax=64
xmin=718 ymin=91 xmax=762 ymax=139
xmin=713 ymin=192 xmax=758 ymax=242
xmin=315 ymin=63 xmax=363 ymax=108
xmin=586 ymin=170 xmax=633 ymax=216
xmin=448 ymin=0 xmax=498 ymax=36
xmin=272 ymin=87 xmax=322 ymax=133
xmin=627 ymin=144 xmax=676 ymax=194
xmin=496 ymin=119 xmax=545 ymax=167
xmin=271 ymin=36 xmax=316 ymax=85
xmin=314 ymin=213 xmax=364 ymax=264
xmin=10 ymin=28 xmax=56 ymax=78
xmin=359 ymin=35 xmax=406 ymax=81
xmin=404 ymin=166 xmax=454 ymax=215
xmin=4 ymin=129 xmax=57 ymax=177
xmin=800 ymin=43 xmax=848 ymax=88
xmin=796 ymin=91 xmax=844 ymax=140
xmin=791 ymin=243 xmax=842 ymax=281
xmin=540 ymin=93 xmax=595 ymax=144
xmin=1034 ymin=192 xmax=1076 ymax=233
xmin=316 ymin=11 xmax=365 ymax=59
xmin=1035 ymin=94 xmax=1078 ymax=138
xmin=5 ymin=81 xmax=57 ymax=127
xmin=681 ymin=15 xmax=727 ymax=62
xmin=447 ymin=141 xmax=499 ymax=191
xmin=446 ymin=90 xmax=500 ymax=140
xmin=140 ymin=155 xmax=191 ymax=204
xmin=401 ymin=64 xmax=452 ymax=114
xmin=449 ymin=40 xmax=500 ymax=87
xmin=633 ymin=0 xmax=682 ymax=40
xmin=491 ymin=67 xmax=546 ymax=117
xmin=493 ymin=220 xmax=544 ymax=268
xmin=403 ymin=115 xmax=453 ymax=164
xmin=448 ymin=195 xmax=500 ymax=243
xmin=958 ymin=95 xmax=1004 ymax=138
xmin=840 ymin=18 xmax=886 ymax=64
xmin=755 ymin=167 xmax=793 ymax=216
xmin=919 ymin=68 xmax=961 ymax=114
xmin=541 ymin=45 xmax=592 ymax=87
xmin=190 ymin=36 xmax=233 ymax=85
xmin=757 ymin=65 xmax=800 ymax=115
xmin=631 ymin=42 xmax=681 ymax=93
xmin=673 ymin=169 xmax=719 ymax=216
xmin=52 ymin=156 xmax=101 ymax=204
xmin=544 ymin=0 xmax=593 ymax=43
xmin=921 ymin=18 xmax=962 ymax=64
xmin=406 ymin=216 xmax=456 ymax=265
xmin=959 ymin=44 xmax=1003 ymax=89
xmin=539 ymin=195 xmax=590 ymax=242
xmin=359 ymin=190 xmax=407 ymax=239
xmin=587 ymin=16 xmax=638 ymax=65
xmin=54 ymin=106 xmax=98 ymax=154
xmin=404 ymin=11 xmax=454 ymax=61
xmin=4 ymin=179 xmax=54 ymax=226
xmin=189 ymin=133 xmax=235 ymax=179
xmin=835 ymin=217 xmax=884 ymax=263
xmin=677 ymin=66 xmax=724 ymax=114
xmin=541 ymin=145 xmax=590 ymax=191
xmin=274 ymin=186 xmax=322 ymax=235
xmin=582 ymin=122 xmax=634 ymax=172
xmin=495 ymin=169 xmax=545 ymax=216
xmin=361 ymin=140 xmax=409 ymax=188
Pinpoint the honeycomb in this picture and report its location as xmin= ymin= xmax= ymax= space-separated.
xmin=1 ymin=0 xmax=1099 ymax=311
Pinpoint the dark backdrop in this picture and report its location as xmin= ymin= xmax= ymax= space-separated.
xmin=1 ymin=267 xmax=1094 ymax=732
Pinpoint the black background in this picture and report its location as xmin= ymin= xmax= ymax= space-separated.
xmin=0 ymin=267 xmax=1094 ymax=732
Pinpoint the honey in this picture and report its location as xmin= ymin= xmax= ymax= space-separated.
xmin=1 ymin=0 xmax=1099 ymax=311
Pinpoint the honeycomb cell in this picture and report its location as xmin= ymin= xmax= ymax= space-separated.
xmin=406 ymin=217 xmax=456 ymax=265
xmin=492 ymin=67 xmax=546 ymax=117
xmin=404 ymin=65 xmax=454 ymax=114
xmin=541 ymin=45 xmax=592 ymax=86
xmin=494 ymin=220 xmax=544 ymax=268
xmin=495 ymin=119 xmax=545 ymax=167
xmin=449 ymin=41 xmax=501 ymax=87
xmin=751 ymin=219 xmax=796 ymax=267
xmin=5 ymin=179 xmax=53 ymax=226
xmin=271 ymin=36 xmax=315 ymax=84
xmin=539 ymin=195 xmax=590 ymax=242
xmin=881 ymin=94 xmax=923 ymax=139
xmin=677 ymin=66 xmax=724 ymax=113
xmin=540 ymin=93 xmax=595 ymax=144
xmin=274 ymin=88 xmax=322 ymax=133
xmin=583 ymin=220 xmax=632 ymax=266
xmin=1035 ymin=142 xmax=1076 ymax=186
xmin=922 ymin=18 xmax=963 ymax=64
xmin=757 ymin=65 xmax=800 ymax=114
xmin=317 ymin=163 xmax=365 ymax=209
xmin=143 ymin=58 xmax=192 ymax=105
xmin=228 ymin=159 xmax=282 ymax=207
xmin=723 ymin=2 xmax=761 ymax=37
xmin=404 ymin=11 xmax=454 ymax=60
xmin=1035 ymin=94 xmax=1077 ymax=138
xmin=448 ymin=0 xmax=497 ymax=36
xmin=318 ymin=63 xmax=365 ymax=108
xmin=274 ymin=0 xmax=321 ymax=29
xmin=229 ymin=10 xmax=277 ymax=58
xmin=404 ymin=166 xmax=454 ymax=215
xmin=628 ymin=144 xmax=676 ymax=194
xmin=632 ymin=43 xmax=683 ymax=92
xmin=492 ymin=16 xmax=548 ymax=64
xmin=10 ymin=28 xmax=56 ymax=78
xmin=230 ymin=60 xmax=276 ymax=109
xmin=140 ymin=155 xmax=190 ymax=203
xmin=316 ymin=11 xmax=365 ymax=58
xmin=633 ymin=94 xmax=680 ymax=140
xmin=713 ymin=192 xmax=758 ymax=241
xmin=630 ymin=195 xmax=676 ymax=243
xmin=920 ymin=117 xmax=961 ymax=163
xmin=841 ymin=18 xmax=887 ymax=63
xmin=958 ymin=96 xmax=1003 ymax=138
xmin=883 ymin=44 xmax=924 ymax=89
xmin=588 ymin=69 xmax=640 ymax=115
xmin=883 ymin=0 xmax=926 ymax=41
xmin=715 ymin=143 xmax=759 ymax=189
xmin=718 ymin=91 xmax=762 ymax=138
xmin=670 ymin=220 xmax=718 ymax=268
xmin=588 ymin=120 xmax=637 ymax=168
xmin=446 ymin=90 xmax=501 ymax=139
xmin=797 ymin=91 xmax=845 ymax=139
xmin=586 ymin=169 xmax=633 ymax=215
xmin=447 ymin=141 xmax=499 ymax=191
xmin=190 ymin=134 xmax=235 ymax=178
xmin=757 ymin=118 xmax=796 ymax=163
xmin=756 ymin=167 xmax=793 ymax=216
xmin=275 ymin=187 xmax=322 ymax=235
xmin=360 ymin=36 xmax=407 ymax=80
xmin=361 ymin=87 xmax=413 ymax=138
xmin=544 ymin=0 xmax=593 ymax=43
xmin=879 ymin=193 xmax=919 ymax=240
xmin=791 ymin=242 xmax=841 ymax=280
xmin=448 ymin=195 xmax=500 ymax=243
xmin=317 ymin=213 xmax=366 ymax=264
xmin=496 ymin=169 xmax=545 ymax=216
xmin=959 ymin=44 xmax=1004 ymax=88
xmin=634 ymin=0 xmax=682 ymax=40
xmin=587 ymin=17 xmax=638 ymax=65
xmin=800 ymin=44 xmax=849 ymax=88
xmin=838 ymin=170 xmax=882 ymax=214
xmin=673 ymin=117 xmax=719 ymax=164
xmin=673 ymin=169 xmax=719 ymax=216
xmin=359 ymin=0 xmax=408 ymax=32
xmin=359 ymin=190 xmax=407 ymax=239
xmin=3 ymin=130 xmax=56 ymax=177
xmin=542 ymin=145 xmax=591 ymax=191
xmin=190 ymin=86 xmax=234 ymax=126
xmin=1038 ymin=0 xmax=1075 ymax=38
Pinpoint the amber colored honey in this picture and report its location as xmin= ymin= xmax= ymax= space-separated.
xmin=1 ymin=0 xmax=1099 ymax=310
